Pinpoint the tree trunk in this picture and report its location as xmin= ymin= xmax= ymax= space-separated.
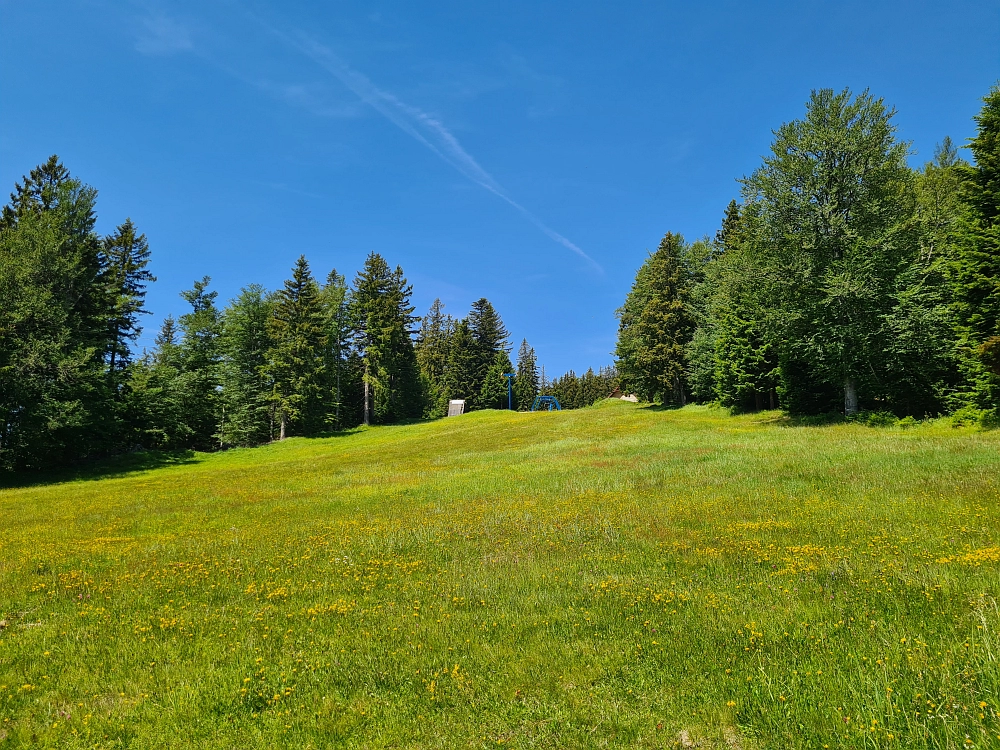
xmin=769 ymin=389 xmax=777 ymax=410
xmin=844 ymin=377 xmax=859 ymax=416
xmin=279 ymin=410 xmax=286 ymax=441
xmin=363 ymin=362 xmax=370 ymax=426
xmin=754 ymin=391 xmax=763 ymax=412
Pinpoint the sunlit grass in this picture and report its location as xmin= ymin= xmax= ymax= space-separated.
xmin=1 ymin=402 xmax=999 ymax=748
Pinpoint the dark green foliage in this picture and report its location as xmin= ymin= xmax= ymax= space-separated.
xmin=442 ymin=320 xmax=480 ymax=408
xmin=952 ymin=84 xmax=1000 ymax=415
xmin=479 ymin=351 xmax=515 ymax=409
xmin=350 ymin=253 xmax=421 ymax=425
xmin=102 ymin=219 xmax=155 ymax=378
xmin=615 ymin=232 xmax=695 ymax=405
xmin=320 ymin=270 xmax=352 ymax=430
xmin=415 ymin=299 xmax=454 ymax=418
xmin=0 ymin=158 xmax=109 ymax=470
xmin=514 ymin=339 xmax=539 ymax=410
xmin=219 ymin=286 xmax=275 ymax=447
xmin=266 ymin=257 xmax=327 ymax=438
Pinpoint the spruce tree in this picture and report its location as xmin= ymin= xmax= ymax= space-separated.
xmin=102 ymin=218 xmax=155 ymax=378
xmin=479 ymin=350 xmax=515 ymax=409
xmin=349 ymin=253 xmax=421 ymax=425
xmin=615 ymin=232 xmax=695 ymax=404
xmin=467 ymin=298 xmax=510 ymax=397
xmin=176 ymin=277 xmax=222 ymax=449
xmin=953 ymin=84 xmax=1000 ymax=415
xmin=321 ymin=270 xmax=351 ymax=429
xmin=442 ymin=320 xmax=480 ymax=408
xmin=513 ymin=339 xmax=539 ymax=410
xmin=415 ymin=299 xmax=454 ymax=417
xmin=219 ymin=285 xmax=275 ymax=447
xmin=266 ymin=257 xmax=327 ymax=439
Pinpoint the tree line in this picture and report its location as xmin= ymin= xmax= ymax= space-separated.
xmin=615 ymin=85 xmax=1000 ymax=424
xmin=0 ymin=165 xmax=614 ymax=472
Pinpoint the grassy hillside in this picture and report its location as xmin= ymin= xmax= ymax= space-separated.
xmin=1 ymin=402 xmax=999 ymax=748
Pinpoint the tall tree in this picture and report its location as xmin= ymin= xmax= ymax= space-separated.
xmin=479 ymin=350 xmax=515 ymax=409
xmin=615 ymin=232 xmax=695 ymax=404
xmin=321 ymin=269 xmax=351 ymax=429
xmin=467 ymin=298 xmax=510 ymax=397
xmin=741 ymin=88 xmax=915 ymax=415
xmin=176 ymin=277 xmax=222 ymax=449
xmin=349 ymin=253 xmax=421 ymax=425
xmin=102 ymin=218 xmax=155 ymax=378
xmin=513 ymin=339 xmax=539 ymax=410
xmin=0 ymin=157 xmax=110 ymax=469
xmin=415 ymin=298 xmax=454 ymax=417
xmin=953 ymin=84 xmax=1000 ymax=415
xmin=219 ymin=285 xmax=275 ymax=447
xmin=266 ymin=257 xmax=327 ymax=439
xmin=442 ymin=320 xmax=480 ymax=408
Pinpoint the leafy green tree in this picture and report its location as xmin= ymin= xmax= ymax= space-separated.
xmin=219 ymin=285 xmax=275 ymax=446
xmin=615 ymin=232 xmax=695 ymax=404
xmin=266 ymin=257 xmax=327 ymax=439
xmin=513 ymin=339 xmax=539 ymax=410
xmin=741 ymin=88 xmax=915 ymax=416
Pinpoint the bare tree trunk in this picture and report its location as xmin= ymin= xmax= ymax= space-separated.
xmin=769 ymin=389 xmax=777 ymax=410
xmin=844 ymin=377 xmax=859 ymax=416
xmin=754 ymin=391 xmax=763 ymax=412
xmin=279 ymin=410 xmax=286 ymax=441
xmin=363 ymin=360 xmax=370 ymax=426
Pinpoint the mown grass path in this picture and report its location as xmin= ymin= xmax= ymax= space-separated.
xmin=1 ymin=402 xmax=999 ymax=748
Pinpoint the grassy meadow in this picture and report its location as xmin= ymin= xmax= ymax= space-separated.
xmin=1 ymin=402 xmax=999 ymax=748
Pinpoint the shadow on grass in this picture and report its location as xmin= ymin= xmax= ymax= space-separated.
xmin=0 ymin=449 xmax=201 ymax=491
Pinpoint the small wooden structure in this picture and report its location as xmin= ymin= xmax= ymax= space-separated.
xmin=447 ymin=399 xmax=466 ymax=417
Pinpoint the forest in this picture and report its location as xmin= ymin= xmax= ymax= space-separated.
xmin=1 ymin=84 xmax=997 ymax=472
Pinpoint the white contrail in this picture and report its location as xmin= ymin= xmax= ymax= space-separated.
xmin=289 ymin=34 xmax=602 ymax=273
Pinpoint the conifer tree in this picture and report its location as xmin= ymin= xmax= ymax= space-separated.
xmin=321 ymin=270 xmax=351 ymax=429
xmin=349 ymin=253 xmax=421 ymax=425
xmin=266 ymin=257 xmax=327 ymax=439
xmin=219 ymin=285 xmax=275 ymax=447
xmin=479 ymin=350 xmax=515 ymax=409
xmin=513 ymin=339 xmax=539 ymax=410
xmin=467 ymin=298 xmax=510 ymax=396
xmin=102 ymin=218 xmax=155 ymax=378
xmin=415 ymin=299 xmax=454 ymax=417
xmin=615 ymin=232 xmax=695 ymax=404
xmin=442 ymin=320 xmax=480 ymax=408
xmin=176 ymin=277 xmax=222 ymax=449
xmin=953 ymin=84 xmax=1000 ymax=415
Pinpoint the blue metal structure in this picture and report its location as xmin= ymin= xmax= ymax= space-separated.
xmin=530 ymin=395 xmax=562 ymax=411
xmin=503 ymin=373 xmax=515 ymax=410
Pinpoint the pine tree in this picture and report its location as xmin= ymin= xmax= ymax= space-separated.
xmin=349 ymin=253 xmax=421 ymax=425
xmin=266 ymin=257 xmax=327 ymax=439
xmin=467 ymin=298 xmax=510 ymax=398
xmin=0 ymin=157 xmax=110 ymax=469
xmin=176 ymin=277 xmax=222 ymax=449
xmin=415 ymin=299 xmax=454 ymax=417
xmin=513 ymin=339 xmax=539 ymax=410
xmin=102 ymin=218 xmax=155 ymax=378
xmin=219 ymin=285 xmax=275 ymax=446
xmin=320 ymin=270 xmax=351 ymax=429
xmin=442 ymin=320 xmax=480 ymax=408
xmin=479 ymin=350 xmax=515 ymax=409
xmin=615 ymin=232 xmax=695 ymax=404
xmin=953 ymin=84 xmax=1000 ymax=415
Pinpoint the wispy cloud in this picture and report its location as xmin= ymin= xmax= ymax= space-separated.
xmin=284 ymin=34 xmax=602 ymax=273
xmin=135 ymin=13 xmax=194 ymax=56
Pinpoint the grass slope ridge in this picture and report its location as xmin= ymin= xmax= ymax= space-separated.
xmin=1 ymin=402 xmax=999 ymax=748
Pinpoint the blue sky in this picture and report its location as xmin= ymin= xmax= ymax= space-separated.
xmin=2 ymin=1 xmax=998 ymax=376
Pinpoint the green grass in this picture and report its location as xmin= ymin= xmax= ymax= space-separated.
xmin=1 ymin=402 xmax=999 ymax=748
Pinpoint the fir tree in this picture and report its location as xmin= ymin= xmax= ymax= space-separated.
xmin=176 ymin=277 xmax=222 ymax=449
xmin=102 ymin=218 xmax=155 ymax=378
xmin=615 ymin=232 xmax=695 ymax=404
xmin=513 ymin=339 xmax=539 ymax=410
xmin=219 ymin=285 xmax=275 ymax=447
xmin=415 ymin=299 xmax=454 ymax=417
xmin=442 ymin=320 xmax=480 ymax=408
xmin=321 ymin=269 xmax=351 ymax=429
xmin=266 ymin=257 xmax=327 ymax=439
xmin=479 ymin=350 xmax=515 ymax=409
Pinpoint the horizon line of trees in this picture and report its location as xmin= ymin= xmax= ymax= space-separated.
xmin=615 ymin=84 xmax=1000 ymax=424
xmin=0 ymin=165 xmax=615 ymax=472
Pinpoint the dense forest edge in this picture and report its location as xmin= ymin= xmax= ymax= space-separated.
xmin=1 ymin=83 xmax=998 ymax=473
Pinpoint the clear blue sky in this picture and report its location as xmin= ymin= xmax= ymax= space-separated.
xmin=2 ymin=2 xmax=998 ymax=376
